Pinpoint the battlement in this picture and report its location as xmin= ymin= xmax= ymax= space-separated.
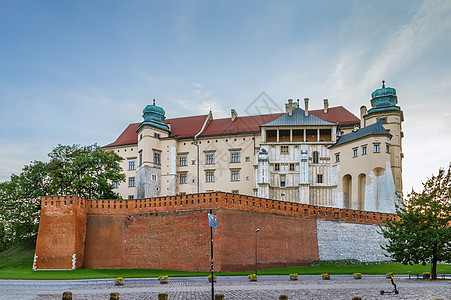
xmin=41 ymin=193 xmax=397 ymax=225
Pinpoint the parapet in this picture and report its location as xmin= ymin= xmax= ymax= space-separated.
xmin=41 ymin=193 xmax=397 ymax=225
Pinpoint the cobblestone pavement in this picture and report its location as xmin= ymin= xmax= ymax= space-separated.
xmin=0 ymin=276 xmax=450 ymax=300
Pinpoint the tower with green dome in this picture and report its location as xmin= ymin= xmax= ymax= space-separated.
xmin=135 ymin=100 xmax=176 ymax=199
xmin=360 ymin=81 xmax=404 ymax=197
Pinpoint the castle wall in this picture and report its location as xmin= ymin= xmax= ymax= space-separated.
xmin=317 ymin=219 xmax=389 ymax=261
xmin=34 ymin=196 xmax=87 ymax=270
xmin=35 ymin=193 xmax=397 ymax=271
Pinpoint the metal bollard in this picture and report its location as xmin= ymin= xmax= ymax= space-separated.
xmin=215 ymin=294 xmax=225 ymax=300
xmin=110 ymin=292 xmax=120 ymax=300
xmin=351 ymin=297 xmax=362 ymax=300
xmin=62 ymin=292 xmax=72 ymax=300
xmin=158 ymin=293 xmax=168 ymax=300
xmin=279 ymin=295 xmax=288 ymax=300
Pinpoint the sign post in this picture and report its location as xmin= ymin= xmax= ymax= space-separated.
xmin=208 ymin=210 xmax=217 ymax=300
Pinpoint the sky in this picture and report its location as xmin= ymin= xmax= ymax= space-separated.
xmin=1 ymin=0 xmax=450 ymax=194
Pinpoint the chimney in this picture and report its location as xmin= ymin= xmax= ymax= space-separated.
xmin=360 ymin=105 xmax=367 ymax=128
xmin=285 ymin=99 xmax=294 ymax=116
xmin=231 ymin=109 xmax=238 ymax=122
xmin=304 ymin=98 xmax=309 ymax=117
xmin=323 ymin=99 xmax=329 ymax=114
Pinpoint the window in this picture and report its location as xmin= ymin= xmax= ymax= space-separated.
xmin=128 ymin=177 xmax=135 ymax=187
xmin=128 ymin=195 xmax=134 ymax=200
xmin=231 ymin=170 xmax=240 ymax=181
xmin=151 ymin=174 xmax=157 ymax=181
xmin=317 ymin=174 xmax=323 ymax=183
xmin=230 ymin=152 xmax=240 ymax=163
xmin=192 ymin=160 xmax=196 ymax=165
xmin=386 ymin=145 xmax=390 ymax=153
xmin=206 ymin=171 xmax=215 ymax=182
xmin=380 ymin=117 xmax=387 ymax=124
xmin=335 ymin=153 xmax=340 ymax=163
xmin=205 ymin=153 xmax=215 ymax=165
xmin=245 ymin=157 xmax=250 ymax=162
xmin=179 ymin=173 xmax=187 ymax=184
xmin=280 ymin=175 xmax=286 ymax=187
xmin=232 ymin=190 xmax=239 ymax=194
xmin=128 ymin=159 xmax=136 ymax=170
xmin=112 ymin=181 xmax=118 ymax=188
xmin=139 ymin=134 xmax=143 ymax=141
xmin=275 ymin=163 xmax=280 ymax=171
xmin=353 ymin=148 xmax=358 ymax=157
xmin=153 ymin=152 xmax=160 ymax=164
xmin=313 ymin=151 xmax=319 ymax=163
xmin=154 ymin=133 xmax=161 ymax=138
xmin=374 ymin=144 xmax=380 ymax=153
xmin=139 ymin=151 xmax=143 ymax=166
xmin=362 ymin=146 xmax=367 ymax=155
xmin=289 ymin=163 xmax=295 ymax=171
xmin=281 ymin=146 xmax=289 ymax=154
xmin=179 ymin=156 xmax=187 ymax=166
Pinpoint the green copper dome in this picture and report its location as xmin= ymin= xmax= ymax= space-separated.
xmin=139 ymin=99 xmax=169 ymax=131
xmin=370 ymin=81 xmax=398 ymax=108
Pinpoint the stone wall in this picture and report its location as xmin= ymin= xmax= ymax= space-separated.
xmin=316 ymin=219 xmax=389 ymax=262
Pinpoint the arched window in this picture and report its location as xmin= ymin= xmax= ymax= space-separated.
xmin=313 ymin=151 xmax=319 ymax=164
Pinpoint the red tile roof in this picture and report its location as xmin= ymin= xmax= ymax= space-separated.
xmin=166 ymin=114 xmax=210 ymax=139
xmin=199 ymin=113 xmax=283 ymax=137
xmin=310 ymin=106 xmax=360 ymax=127
xmin=104 ymin=106 xmax=360 ymax=148
xmin=104 ymin=123 xmax=140 ymax=148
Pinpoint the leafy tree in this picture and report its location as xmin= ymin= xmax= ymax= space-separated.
xmin=381 ymin=164 xmax=451 ymax=280
xmin=0 ymin=144 xmax=125 ymax=249
xmin=47 ymin=144 xmax=124 ymax=199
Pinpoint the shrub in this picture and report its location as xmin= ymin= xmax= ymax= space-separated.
xmin=353 ymin=273 xmax=362 ymax=279
xmin=207 ymin=274 xmax=216 ymax=282
xmin=321 ymin=272 xmax=330 ymax=280
xmin=247 ymin=274 xmax=257 ymax=281
xmin=289 ymin=273 xmax=298 ymax=280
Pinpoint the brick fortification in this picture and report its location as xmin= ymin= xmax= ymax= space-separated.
xmin=34 ymin=193 xmax=396 ymax=272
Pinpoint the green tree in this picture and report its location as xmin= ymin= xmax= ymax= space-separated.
xmin=47 ymin=144 xmax=124 ymax=199
xmin=381 ymin=164 xmax=451 ymax=280
xmin=0 ymin=144 xmax=125 ymax=249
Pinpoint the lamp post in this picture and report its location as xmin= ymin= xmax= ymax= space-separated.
xmin=255 ymin=228 xmax=260 ymax=275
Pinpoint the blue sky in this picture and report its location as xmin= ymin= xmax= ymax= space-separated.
xmin=1 ymin=0 xmax=450 ymax=194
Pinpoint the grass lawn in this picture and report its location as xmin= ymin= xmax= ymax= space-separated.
xmin=1 ymin=241 xmax=450 ymax=280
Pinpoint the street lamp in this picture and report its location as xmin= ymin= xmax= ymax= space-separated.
xmin=255 ymin=228 xmax=260 ymax=275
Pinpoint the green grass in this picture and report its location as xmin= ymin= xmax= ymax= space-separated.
xmin=1 ymin=241 xmax=450 ymax=280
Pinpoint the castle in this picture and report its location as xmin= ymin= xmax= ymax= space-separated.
xmin=105 ymin=82 xmax=404 ymax=213
xmin=34 ymin=83 xmax=403 ymax=271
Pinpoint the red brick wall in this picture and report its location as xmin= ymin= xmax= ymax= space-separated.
xmin=35 ymin=196 xmax=86 ymax=269
xmin=215 ymin=209 xmax=318 ymax=272
xmin=35 ymin=193 xmax=397 ymax=271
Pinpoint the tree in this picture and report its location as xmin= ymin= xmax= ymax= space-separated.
xmin=47 ymin=144 xmax=125 ymax=199
xmin=0 ymin=144 xmax=125 ymax=249
xmin=380 ymin=164 xmax=451 ymax=280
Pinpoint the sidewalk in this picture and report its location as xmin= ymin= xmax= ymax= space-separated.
xmin=0 ymin=276 xmax=449 ymax=299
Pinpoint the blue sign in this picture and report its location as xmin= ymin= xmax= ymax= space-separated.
xmin=208 ymin=213 xmax=217 ymax=228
